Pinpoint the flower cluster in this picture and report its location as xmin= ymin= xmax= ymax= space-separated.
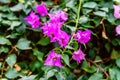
xmin=24 ymin=2 xmax=91 ymax=68
xmin=72 ymin=48 xmax=86 ymax=64
xmin=44 ymin=50 xmax=62 ymax=68
xmin=24 ymin=2 xmax=48 ymax=28
xmin=42 ymin=10 xmax=70 ymax=47
xmin=24 ymin=11 xmax=40 ymax=28
xmin=74 ymin=30 xmax=91 ymax=44
xmin=113 ymin=5 xmax=120 ymax=35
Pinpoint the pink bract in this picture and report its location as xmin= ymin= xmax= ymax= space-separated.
xmin=48 ymin=10 xmax=68 ymax=24
xmin=113 ymin=5 xmax=120 ymax=18
xmin=44 ymin=50 xmax=62 ymax=68
xmin=57 ymin=31 xmax=70 ymax=47
xmin=72 ymin=48 xmax=85 ymax=64
xmin=42 ymin=22 xmax=70 ymax=47
xmin=41 ymin=22 xmax=62 ymax=42
xmin=116 ymin=25 xmax=120 ymax=35
xmin=24 ymin=11 xmax=40 ymax=28
xmin=74 ymin=30 xmax=91 ymax=44
xmin=36 ymin=2 xmax=48 ymax=16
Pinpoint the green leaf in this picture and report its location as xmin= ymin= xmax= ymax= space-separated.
xmin=72 ymin=41 xmax=78 ymax=50
xmin=65 ymin=45 xmax=74 ymax=50
xmin=107 ymin=13 xmax=116 ymax=24
xmin=82 ymin=9 xmax=93 ymax=14
xmin=10 ymin=3 xmax=23 ymax=12
xmin=112 ymin=38 xmax=120 ymax=46
xmin=0 ymin=0 xmax=11 ymax=3
xmin=79 ymin=16 xmax=89 ymax=24
xmin=0 ymin=37 xmax=11 ymax=45
xmin=0 ymin=13 xmax=2 ymax=21
xmin=105 ymin=43 xmax=111 ymax=52
xmin=0 ymin=6 xmax=10 ymax=12
xmin=81 ymin=24 xmax=94 ymax=29
xmin=46 ymin=69 xmax=58 ymax=79
xmin=7 ymin=13 xmax=18 ymax=20
xmin=83 ymin=2 xmax=97 ymax=8
xmin=116 ymin=68 xmax=120 ymax=80
xmin=16 ymin=38 xmax=31 ymax=50
xmin=88 ymin=73 xmax=103 ymax=80
xmin=78 ymin=75 xmax=88 ymax=80
xmin=6 ymin=33 xmax=21 ymax=39
xmin=66 ymin=73 xmax=75 ymax=80
xmin=5 ymin=68 xmax=19 ymax=79
xmin=83 ymin=66 xmax=97 ymax=73
xmin=0 ymin=46 xmax=9 ymax=53
xmin=114 ymin=0 xmax=120 ymax=5
xmin=16 ymin=24 xmax=26 ymax=34
xmin=66 ymin=0 xmax=75 ymax=7
xmin=37 ymin=37 xmax=50 ymax=46
xmin=81 ymin=60 xmax=89 ymax=69
xmin=18 ymin=0 xmax=25 ymax=4
xmin=29 ymin=61 xmax=42 ymax=71
xmin=10 ymin=21 xmax=21 ymax=30
xmin=1 ymin=20 xmax=12 ymax=26
xmin=39 ymin=78 xmax=45 ymax=80
xmin=0 ymin=62 xmax=2 ymax=68
xmin=62 ymin=54 xmax=70 ymax=67
xmin=64 ymin=25 xmax=76 ymax=32
xmin=100 ymin=7 xmax=109 ymax=12
xmin=93 ymin=11 xmax=106 ymax=17
xmin=109 ymin=68 xmax=117 ymax=80
xmin=5 ymin=54 xmax=17 ymax=68
xmin=111 ymin=49 xmax=119 ymax=59
xmin=116 ymin=58 xmax=120 ymax=68
xmin=18 ymin=75 xmax=37 ymax=80
xmin=33 ymin=49 xmax=44 ymax=62
xmin=0 ymin=78 xmax=8 ymax=80
xmin=91 ymin=17 xmax=101 ymax=27
xmin=55 ymin=71 xmax=66 ymax=80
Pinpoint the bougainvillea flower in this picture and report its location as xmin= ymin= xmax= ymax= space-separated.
xmin=41 ymin=22 xmax=62 ymax=42
xmin=113 ymin=5 xmax=120 ymax=18
xmin=72 ymin=48 xmax=85 ymax=64
xmin=44 ymin=50 xmax=62 ymax=68
xmin=57 ymin=31 xmax=70 ymax=47
xmin=116 ymin=25 xmax=120 ymax=35
xmin=48 ymin=10 xmax=68 ymax=24
xmin=74 ymin=30 xmax=91 ymax=44
xmin=36 ymin=2 xmax=48 ymax=16
xmin=56 ymin=10 xmax=68 ymax=22
xmin=24 ymin=11 xmax=40 ymax=28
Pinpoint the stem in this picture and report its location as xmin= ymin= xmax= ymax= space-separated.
xmin=62 ymin=0 xmax=82 ymax=54
xmin=68 ymin=0 xmax=82 ymax=44
xmin=75 ymin=0 xmax=82 ymax=30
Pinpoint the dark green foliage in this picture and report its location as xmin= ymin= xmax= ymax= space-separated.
xmin=0 ymin=0 xmax=120 ymax=80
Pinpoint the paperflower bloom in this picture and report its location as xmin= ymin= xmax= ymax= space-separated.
xmin=36 ymin=2 xmax=48 ymax=16
xmin=116 ymin=25 xmax=120 ymax=35
xmin=41 ymin=22 xmax=62 ymax=42
xmin=48 ymin=10 xmax=68 ymax=24
xmin=113 ymin=5 xmax=120 ymax=18
xmin=24 ymin=11 xmax=40 ymax=28
xmin=74 ymin=30 xmax=91 ymax=44
xmin=44 ymin=50 xmax=62 ymax=68
xmin=42 ymin=22 xmax=70 ymax=47
xmin=57 ymin=31 xmax=70 ymax=47
xmin=72 ymin=48 xmax=85 ymax=64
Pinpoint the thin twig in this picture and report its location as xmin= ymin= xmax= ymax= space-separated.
xmin=86 ymin=58 xmax=109 ymax=79
xmin=100 ymin=18 xmax=108 ymax=39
